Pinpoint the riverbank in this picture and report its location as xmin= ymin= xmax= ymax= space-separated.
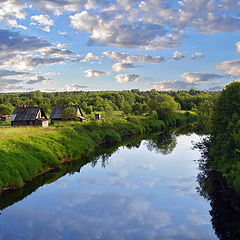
xmin=0 ymin=112 xmax=196 ymax=192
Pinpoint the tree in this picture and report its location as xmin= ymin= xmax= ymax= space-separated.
xmin=154 ymin=94 xmax=179 ymax=120
xmin=210 ymin=81 xmax=240 ymax=177
xmin=62 ymin=107 xmax=78 ymax=121
xmin=0 ymin=104 xmax=14 ymax=115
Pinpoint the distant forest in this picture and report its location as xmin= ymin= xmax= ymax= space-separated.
xmin=0 ymin=89 xmax=218 ymax=119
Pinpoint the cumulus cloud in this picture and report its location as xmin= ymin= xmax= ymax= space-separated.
xmin=235 ymin=41 xmax=240 ymax=53
xmin=0 ymin=28 xmax=49 ymax=55
xmin=70 ymin=10 xmax=173 ymax=49
xmin=2 ymin=0 xmax=240 ymax=51
xmin=64 ymin=0 xmax=240 ymax=49
xmin=58 ymin=31 xmax=68 ymax=36
xmin=112 ymin=63 xmax=138 ymax=72
xmin=65 ymin=84 xmax=88 ymax=91
xmin=26 ymin=75 xmax=48 ymax=85
xmin=115 ymin=74 xmax=148 ymax=83
xmin=150 ymin=80 xmax=196 ymax=91
xmin=0 ymin=79 xmax=23 ymax=92
xmin=0 ymin=69 xmax=28 ymax=78
xmin=1 ymin=55 xmax=67 ymax=71
xmin=103 ymin=51 xmax=165 ymax=63
xmin=31 ymin=14 xmax=54 ymax=32
xmin=28 ymin=0 xmax=108 ymax=15
xmin=171 ymin=51 xmax=185 ymax=61
xmin=180 ymin=72 xmax=224 ymax=83
xmin=150 ymin=71 xmax=225 ymax=91
xmin=191 ymin=52 xmax=205 ymax=59
xmin=0 ymin=29 xmax=78 ymax=71
xmin=216 ymin=59 xmax=240 ymax=76
xmin=84 ymin=69 xmax=109 ymax=78
xmin=81 ymin=52 xmax=100 ymax=62
xmin=38 ymin=46 xmax=73 ymax=58
xmin=0 ymin=0 xmax=27 ymax=29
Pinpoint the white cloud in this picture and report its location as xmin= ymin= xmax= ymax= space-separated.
xmin=216 ymin=59 xmax=240 ymax=76
xmin=180 ymin=72 xmax=223 ymax=83
xmin=103 ymin=51 xmax=165 ymax=63
xmin=235 ymin=41 xmax=240 ymax=53
xmin=0 ymin=69 xmax=28 ymax=78
xmin=37 ymin=46 xmax=73 ymax=58
xmin=84 ymin=69 xmax=108 ymax=78
xmin=0 ymin=79 xmax=23 ymax=92
xmin=26 ymin=75 xmax=48 ymax=85
xmin=81 ymin=52 xmax=100 ymax=62
xmin=112 ymin=63 xmax=138 ymax=72
xmin=65 ymin=84 xmax=88 ymax=91
xmin=171 ymin=51 xmax=185 ymax=61
xmin=0 ymin=0 xmax=27 ymax=29
xmin=115 ymin=74 xmax=148 ymax=83
xmin=191 ymin=52 xmax=205 ymax=59
xmin=31 ymin=14 xmax=54 ymax=32
xmin=70 ymin=10 xmax=173 ymax=49
xmin=150 ymin=80 xmax=195 ymax=91
xmin=28 ymin=0 xmax=108 ymax=15
xmin=0 ymin=28 xmax=49 ymax=55
xmin=58 ymin=31 xmax=68 ymax=36
xmin=0 ymin=29 xmax=78 ymax=71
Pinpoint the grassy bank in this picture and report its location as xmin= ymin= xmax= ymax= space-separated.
xmin=0 ymin=112 xmax=196 ymax=192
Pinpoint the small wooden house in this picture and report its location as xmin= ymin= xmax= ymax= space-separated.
xmin=10 ymin=106 xmax=48 ymax=127
xmin=95 ymin=114 xmax=101 ymax=120
xmin=50 ymin=105 xmax=87 ymax=122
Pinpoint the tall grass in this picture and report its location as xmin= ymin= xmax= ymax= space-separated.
xmin=0 ymin=126 xmax=58 ymax=141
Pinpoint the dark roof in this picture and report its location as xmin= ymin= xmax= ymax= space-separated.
xmin=50 ymin=105 xmax=83 ymax=119
xmin=10 ymin=107 xmax=47 ymax=121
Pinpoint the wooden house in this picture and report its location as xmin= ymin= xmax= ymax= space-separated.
xmin=10 ymin=105 xmax=48 ymax=127
xmin=50 ymin=105 xmax=87 ymax=122
xmin=95 ymin=114 xmax=101 ymax=120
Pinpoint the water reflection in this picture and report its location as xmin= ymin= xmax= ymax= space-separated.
xmin=0 ymin=132 xmax=217 ymax=240
xmin=197 ymin=138 xmax=240 ymax=240
xmin=145 ymin=132 xmax=177 ymax=155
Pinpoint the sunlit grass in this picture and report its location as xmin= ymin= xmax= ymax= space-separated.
xmin=0 ymin=126 xmax=59 ymax=141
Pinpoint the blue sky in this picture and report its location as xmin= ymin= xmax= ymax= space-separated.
xmin=0 ymin=0 xmax=240 ymax=92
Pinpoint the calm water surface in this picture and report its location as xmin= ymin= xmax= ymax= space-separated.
xmin=0 ymin=133 xmax=218 ymax=239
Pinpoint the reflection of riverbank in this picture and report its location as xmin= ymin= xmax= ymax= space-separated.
xmin=0 ymin=133 xmax=216 ymax=240
xmin=197 ymin=139 xmax=240 ymax=240
xmin=0 ymin=130 xmax=180 ymax=212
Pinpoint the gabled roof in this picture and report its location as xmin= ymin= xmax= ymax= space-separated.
xmin=50 ymin=105 xmax=83 ymax=119
xmin=10 ymin=106 xmax=47 ymax=121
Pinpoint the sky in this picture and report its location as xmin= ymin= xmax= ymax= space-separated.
xmin=1 ymin=0 xmax=240 ymax=92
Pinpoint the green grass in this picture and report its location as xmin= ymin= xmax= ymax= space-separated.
xmin=0 ymin=126 xmax=58 ymax=141
xmin=0 ymin=112 xmax=197 ymax=191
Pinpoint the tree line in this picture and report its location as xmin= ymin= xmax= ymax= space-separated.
xmin=0 ymin=89 xmax=215 ymax=120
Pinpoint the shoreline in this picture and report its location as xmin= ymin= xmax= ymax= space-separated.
xmin=0 ymin=114 xmax=196 ymax=193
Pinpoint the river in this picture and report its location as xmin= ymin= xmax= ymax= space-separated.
xmin=0 ymin=132 xmax=218 ymax=239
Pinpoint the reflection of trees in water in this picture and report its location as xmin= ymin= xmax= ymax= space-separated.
xmin=196 ymin=138 xmax=240 ymax=240
xmin=145 ymin=132 xmax=177 ymax=155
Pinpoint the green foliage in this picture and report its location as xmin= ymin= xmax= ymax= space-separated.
xmin=0 ymin=104 xmax=14 ymax=115
xmin=62 ymin=107 xmax=78 ymax=121
xmin=155 ymin=94 xmax=179 ymax=120
xmin=209 ymin=82 xmax=240 ymax=191
xmin=197 ymin=97 xmax=216 ymax=133
xmin=0 ymin=104 xmax=196 ymax=192
xmin=104 ymin=130 xmax=121 ymax=143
